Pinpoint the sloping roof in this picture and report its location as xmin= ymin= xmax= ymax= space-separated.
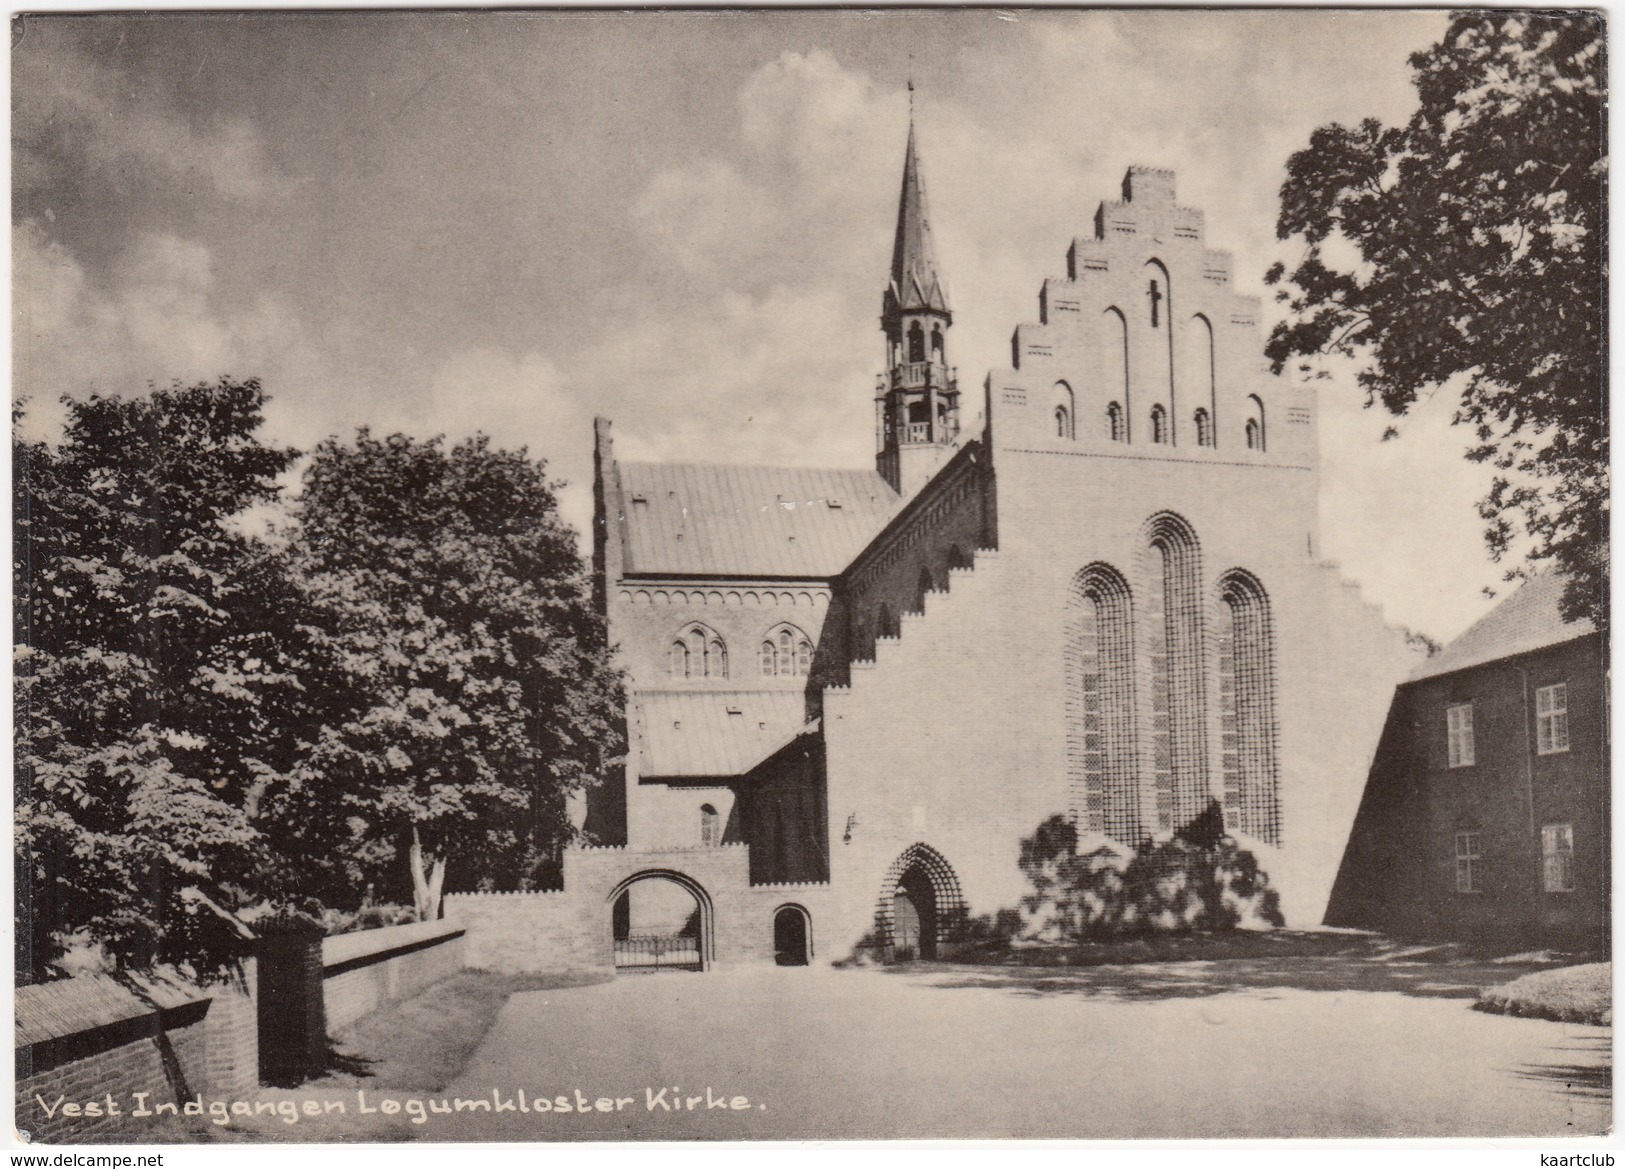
xmin=617 ymin=462 xmax=899 ymax=578
xmin=636 ymin=690 xmax=814 ymax=778
xmin=886 ymin=121 xmax=950 ymax=315
xmin=1410 ymin=572 xmax=1596 ymax=682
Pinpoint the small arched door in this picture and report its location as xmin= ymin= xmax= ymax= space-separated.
xmin=773 ymin=905 xmax=811 ymax=966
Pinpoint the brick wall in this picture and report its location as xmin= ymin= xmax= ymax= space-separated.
xmin=321 ymin=920 xmax=466 ymax=1032
xmin=449 ymin=844 xmax=838 ymax=972
xmin=15 ymin=967 xmax=257 ymax=1144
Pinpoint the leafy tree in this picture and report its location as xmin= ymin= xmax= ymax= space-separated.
xmin=275 ymin=430 xmax=624 ymax=920
xmin=1265 ymin=12 xmax=1606 ymax=625
xmin=14 ymin=380 xmax=302 ymax=981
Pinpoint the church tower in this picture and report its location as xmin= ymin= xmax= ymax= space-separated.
xmin=876 ymin=116 xmax=959 ymax=495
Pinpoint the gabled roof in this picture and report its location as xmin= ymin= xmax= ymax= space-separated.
xmin=1410 ymin=572 xmax=1596 ymax=682
xmin=885 ymin=122 xmax=950 ymax=317
xmin=636 ymin=690 xmax=814 ymax=778
xmin=616 ymin=462 xmax=899 ymax=578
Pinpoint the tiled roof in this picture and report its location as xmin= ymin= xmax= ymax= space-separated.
xmin=637 ymin=690 xmax=814 ymax=778
xmin=1410 ymin=572 xmax=1596 ymax=682
xmin=617 ymin=462 xmax=899 ymax=578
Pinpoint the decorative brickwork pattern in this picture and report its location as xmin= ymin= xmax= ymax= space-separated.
xmin=871 ymin=843 xmax=966 ymax=952
xmin=1066 ymin=564 xmax=1139 ymax=840
xmin=1216 ymin=569 xmax=1281 ymax=843
xmin=1143 ymin=512 xmax=1208 ymax=833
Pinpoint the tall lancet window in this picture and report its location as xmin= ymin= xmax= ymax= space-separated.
xmin=931 ymin=326 xmax=944 ymax=360
xmin=1217 ymin=572 xmax=1281 ymax=844
xmin=1067 ymin=565 xmax=1139 ymax=842
xmin=1145 ymin=515 xmax=1206 ymax=834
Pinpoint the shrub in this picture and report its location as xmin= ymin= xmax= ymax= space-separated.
xmin=1018 ymin=802 xmax=1284 ymax=940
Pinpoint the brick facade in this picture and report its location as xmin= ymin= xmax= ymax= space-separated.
xmin=1327 ymin=626 xmax=1608 ymax=951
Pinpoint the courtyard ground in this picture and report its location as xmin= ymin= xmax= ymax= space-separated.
xmin=431 ymin=960 xmax=1608 ymax=1141
xmin=152 ymin=944 xmax=1611 ymax=1143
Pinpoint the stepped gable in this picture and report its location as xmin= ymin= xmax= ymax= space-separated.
xmin=1410 ymin=572 xmax=1595 ymax=682
xmin=616 ymin=461 xmax=900 ymax=578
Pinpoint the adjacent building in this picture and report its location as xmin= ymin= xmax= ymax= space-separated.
xmin=1325 ymin=573 xmax=1608 ymax=952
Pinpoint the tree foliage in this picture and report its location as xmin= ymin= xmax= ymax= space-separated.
xmin=14 ymin=380 xmax=301 ymax=981
xmin=1265 ymin=12 xmax=1606 ymax=625
xmin=272 ymin=430 xmax=624 ymax=917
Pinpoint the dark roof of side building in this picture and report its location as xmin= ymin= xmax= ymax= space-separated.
xmin=616 ymin=461 xmax=900 ymax=578
xmin=1410 ymin=572 xmax=1597 ymax=682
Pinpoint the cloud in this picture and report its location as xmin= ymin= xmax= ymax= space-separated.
xmin=420 ymin=348 xmax=597 ymax=539
xmin=13 ymin=38 xmax=293 ymax=212
xmin=13 ymin=221 xmax=313 ymax=444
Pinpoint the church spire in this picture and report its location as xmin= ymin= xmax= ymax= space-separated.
xmin=876 ymin=102 xmax=959 ymax=496
xmin=886 ymin=117 xmax=950 ymax=318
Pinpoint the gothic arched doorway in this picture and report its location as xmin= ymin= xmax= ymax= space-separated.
xmin=608 ymin=870 xmax=713 ymax=973
xmin=876 ymin=843 xmax=965 ymax=962
xmin=773 ymin=905 xmax=811 ymax=966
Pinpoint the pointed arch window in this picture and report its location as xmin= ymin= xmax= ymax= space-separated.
xmin=907 ymin=321 xmax=926 ymax=363
xmin=1145 ymin=515 xmax=1206 ymax=834
xmin=1068 ymin=565 xmax=1139 ymax=842
xmin=760 ymin=623 xmax=814 ymax=677
xmin=1217 ymin=571 xmax=1280 ymax=844
xmin=1193 ymin=408 xmax=1213 ymax=447
xmin=930 ymin=326 xmax=944 ymax=360
xmin=1245 ymin=395 xmax=1266 ymax=451
xmin=670 ymin=623 xmax=728 ymax=679
xmin=1150 ymin=405 xmax=1168 ymax=445
xmin=1107 ymin=401 xmax=1125 ymax=443
xmin=1053 ymin=381 xmax=1075 ymax=440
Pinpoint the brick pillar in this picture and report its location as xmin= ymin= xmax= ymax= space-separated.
xmin=255 ymin=918 xmax=328 ymax=1086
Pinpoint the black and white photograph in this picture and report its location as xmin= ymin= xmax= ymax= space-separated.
xmin=10 ymin=6 xmax=1610 ymax=1147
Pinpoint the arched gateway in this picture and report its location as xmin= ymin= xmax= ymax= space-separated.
xmin=875 ymin=843 xmax=966 ymax=961
xmin=608 ymin=869 xmax=714 ymax=973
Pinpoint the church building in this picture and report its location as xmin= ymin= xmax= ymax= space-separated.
xmin=452 ymin=120 xmax=1424 ymax=970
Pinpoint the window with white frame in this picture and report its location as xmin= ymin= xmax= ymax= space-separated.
xmin=1454 ymin=832 xmax=1482 ymax=893
xmin=1446 ymin=702 xmax=1475 ymax=768
xmin=1542 ymin=823 xmax=1574 ymax=892
xmin=1536 ymin=683 xmax=1570 ymax=755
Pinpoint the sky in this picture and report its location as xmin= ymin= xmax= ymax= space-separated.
xmin=13 ymin=8 xmax=1514 ymax=643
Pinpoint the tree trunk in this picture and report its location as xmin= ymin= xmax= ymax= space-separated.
xmin=409 ymin=827 xmax=448 ymax=922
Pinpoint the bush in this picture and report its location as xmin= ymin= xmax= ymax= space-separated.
xmin=1477 ymin=962 xmax=1611 ymax=1025
xmin=1018 ymin=802 xmax=1284 ymax=941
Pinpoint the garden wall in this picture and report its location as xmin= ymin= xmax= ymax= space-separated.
xmin=14 ymin=963 xmax=258 ymax=1144
xmin=321 ymin=919 xmax=465 ymax=1031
